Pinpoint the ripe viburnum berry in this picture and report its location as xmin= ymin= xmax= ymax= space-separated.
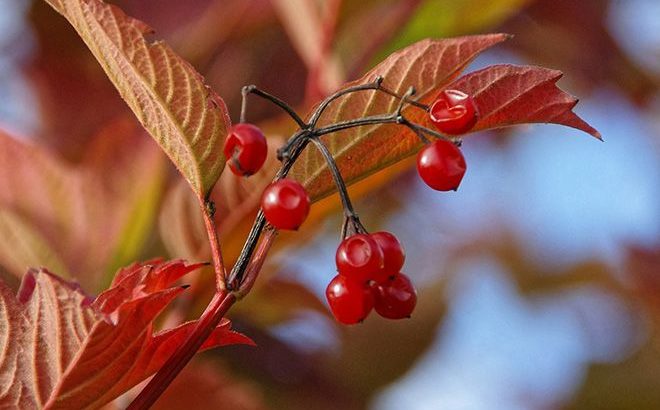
xmin=374 ymin=273 xmax=417 ymax=319
xmin=326 ymin=274 xmax=375 ymax=325
xmin=223 ymin=123 xmax=268 ymax=176
xmin=428 ymin=89 xmax=478 ymax=135
xmin=416 ymin=140 xmax=466 ymax=191
xmin=336 ymin=234 xmax=385 ymax=284
xmin=370 ymin=231 xmax=405 ymax=282
xmin=261 ymin=179 xmax=310 ymax=230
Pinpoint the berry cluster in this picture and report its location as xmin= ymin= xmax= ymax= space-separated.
xmin=222 ymin=81 xmax=479 ymax=325
xmin=327 ymin=231 xmax=416 ymax=324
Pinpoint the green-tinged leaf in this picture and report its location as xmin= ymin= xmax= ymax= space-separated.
xmin=103 ymin=158 xmax=166 ymax=286
xmin=0 ymin=123 xmax=165 ymax=291
xmin=43 ymin=0 xmax=231 ymax=198
xmin=290 ymin=34 xmax=510 ymax=201
xmin=385 ymin=0 xmax=531 ymax=53
xmin=0 ymin=209 xmax=69 ymax=277
xmin=0 ymin=260 xmax=251 ymax=409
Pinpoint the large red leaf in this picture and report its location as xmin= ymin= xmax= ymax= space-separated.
xmin=0 ymin=260 xmax=252 ymax=409
xmin=446 ymin=64 xmax=601 ymax=138
xmin=290 ymin=34 xmax=510 ymax=200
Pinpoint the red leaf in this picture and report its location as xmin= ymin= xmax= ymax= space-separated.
xmin=0 ymin=260 xmax=251 ymax=409
xmin=447 ymin=64 xmax=601 ymax=139
xmin=290 ymin=34 xmax=511 ymax=200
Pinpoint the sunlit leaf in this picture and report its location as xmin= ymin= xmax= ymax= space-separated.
xmin=290 ymin=34 xmax=509 ymax=200
xmin=0 ymin=260 xmax=251 ymax=409
xmin=447 ymin=64 xmax=601 ymax=138
xmin=43 ymin=0 xmax=231 ymax=198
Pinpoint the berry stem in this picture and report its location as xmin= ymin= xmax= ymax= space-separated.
xmin=308 ymin=76 xmax=384 ymax=127
xmin=399 ymin=117 xmax=462 ymax=145
xmin=379 ymin=84 xmax=429 ymax=110
xmin=228 ymin=135 xmax=312 ymax=287
xmin=127 ymin=290 xmax=236 ymax=409
xmin=309 ymin=136 xmax=357 ymax=218
xmin=241 ymin=85 xmax=308 ymax=129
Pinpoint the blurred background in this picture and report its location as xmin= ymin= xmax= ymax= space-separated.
xmin=0 ymin=0 xmax=659 ymax=409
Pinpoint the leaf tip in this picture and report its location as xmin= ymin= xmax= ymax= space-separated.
xmin=17 ymin=268 xmax=38 ymax=303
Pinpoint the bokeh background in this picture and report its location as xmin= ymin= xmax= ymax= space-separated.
xmin=0 ymin=0 xmax=659 ymax=409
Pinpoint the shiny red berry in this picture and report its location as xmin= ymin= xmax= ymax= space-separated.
xmin=261 ymin=179 xmax=310 ymax=230
xmin=223 ymin=123 xmax=268 ymax=176
xmin=374 ymin=273 xmax=417 ymax=319
xmin=336 ymin=234 xmax=385 ymax=284
xmin=416 ymin=140 xmax=466 ymax=191
xmin=326 ymin=274 xmax=375 ymax=325
xmin=428 ymin=89 xmax=478 ymax=135
xmin=370 ymin=231 xmax=405 ymax=282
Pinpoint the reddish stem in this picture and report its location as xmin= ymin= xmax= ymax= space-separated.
xmin=200 ymin=198 xmax=227 ymax=291
xmin=128 ymin=199 xmax=233 ymax=409
xmin=127 ymin=290 xmax=236 ymax=409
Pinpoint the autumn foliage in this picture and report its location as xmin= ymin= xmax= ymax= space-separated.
xmin=3 ymin=0 xmax=655 ymax=409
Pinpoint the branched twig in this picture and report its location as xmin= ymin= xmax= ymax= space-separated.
xmin=132 ymin=77 xmax=451 ymax=409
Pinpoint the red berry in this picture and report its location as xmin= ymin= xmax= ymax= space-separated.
xmin=428 ymin=89 xmax=478 ymax=135
xmin=223 ymin=123 xmax=268 ymax=176
xmin=374 ymin=273 xmax=417 ymax=319
xmin=371 ymin=231 xmax=405 ymax=282
xmin=326 ymin=274 xmax=375 ymax=325
xmin=336 ymin=234 xmax=385 ymax=284
xmin=416 ymin=140 xmax=466 ymax=191
xmin=261 ymin=179 xmax=310 ymax=230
